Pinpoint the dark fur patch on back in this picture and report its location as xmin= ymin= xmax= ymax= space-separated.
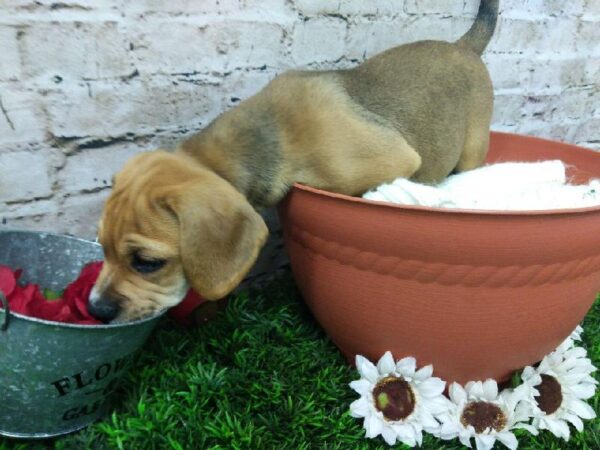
xmin=240 ymin=113 xmax=281 ymax=206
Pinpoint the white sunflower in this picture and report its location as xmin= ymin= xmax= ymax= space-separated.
xmin=553 ymin=324 xmax=584 ymax=354
xmin=349 ymin=351 xmax=448 ymax=446
xmin=519 ymin=337 xmax=597 ymax=441
xmin=437 ymin=379 xmax=536 ymax=450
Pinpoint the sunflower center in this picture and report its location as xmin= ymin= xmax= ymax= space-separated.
xmin=460 ymin=401 xmax=507 ymax=433
xmin=372 ymin=376 xmax=416 ymax=421
xmin=535 ymin=374 xmax=563 ymax=415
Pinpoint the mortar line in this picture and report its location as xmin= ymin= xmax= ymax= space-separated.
xmin=0 ymin=96 xmax=15 ymax=131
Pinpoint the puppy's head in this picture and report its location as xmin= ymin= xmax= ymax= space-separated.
xmin=90 ymin=150 xmax=268 ymax=323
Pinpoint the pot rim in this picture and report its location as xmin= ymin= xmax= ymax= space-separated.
xmin=0 ymin=229 xmax=167 ymax=330
xmin=291 ymin=132 xmax=600 ymax=217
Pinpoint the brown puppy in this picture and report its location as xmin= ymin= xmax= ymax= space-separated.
xmin=90 ymin=0 xmax=499 ymax=322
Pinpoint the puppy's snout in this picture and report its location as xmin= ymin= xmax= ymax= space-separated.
xmin=88 ymin=287 xmax=120 ymax=322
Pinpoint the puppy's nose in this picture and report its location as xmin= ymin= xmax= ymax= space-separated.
xmin=87 ymin=296 xmax=120 ymax=323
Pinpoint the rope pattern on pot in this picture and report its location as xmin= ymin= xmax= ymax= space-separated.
xmin=286 ymin=225 xmax=600 ymax=288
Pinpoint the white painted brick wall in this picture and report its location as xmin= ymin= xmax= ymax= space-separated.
xmin=0 ymin=0 xmax=599 ymax=256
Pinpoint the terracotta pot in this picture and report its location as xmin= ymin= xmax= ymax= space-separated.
xmin=278 ymin=132 xmax=600 ymax=384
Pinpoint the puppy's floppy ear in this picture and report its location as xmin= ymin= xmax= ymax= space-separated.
xmin=166 ymin=173 xmax=268 ymax=300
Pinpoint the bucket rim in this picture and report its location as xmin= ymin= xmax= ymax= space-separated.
xmin=0 ymin=423 xmax=90 ymax=440
xmin=0 ymin=229 xmax=167 ymax=329
xmin=0 ymin=307 xmax=166 ymax=329
xmin=0 ymin=229 xmax=101 ymax=245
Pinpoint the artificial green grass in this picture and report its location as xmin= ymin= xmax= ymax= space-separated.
xmin=1 ymin=272 xmax=599 ymax=450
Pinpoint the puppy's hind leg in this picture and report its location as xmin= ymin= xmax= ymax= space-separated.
xmin=455 ymin=77 xmax=493 ymax=174
xmin=455 ymin=115 xmax=491 ymax=174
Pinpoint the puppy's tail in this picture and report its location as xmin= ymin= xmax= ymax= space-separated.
xmin=457 ymin=0 xmax=499 ymax=55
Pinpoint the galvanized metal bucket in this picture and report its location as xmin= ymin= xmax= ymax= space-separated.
xmin=0 ymin=230 xmax=165 ymax=439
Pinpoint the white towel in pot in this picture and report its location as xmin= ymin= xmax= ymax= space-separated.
xmin=363 ymin=161 xmax=600 ymax=211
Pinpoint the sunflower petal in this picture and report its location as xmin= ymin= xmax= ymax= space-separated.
xmin=439 ymin=421 xmax=460 ymax=439
xmin=350 ymin=379 xmax=373 ymax=396
xmin=496 ymin=431 xmax=518 ymax=450
xmin=565 ymin=381 xmax=596 ymax=400
xmin=466 ymin=381 xmax=484 ymax=399
xmin=350 ymin=397 xmax=371 ymax=418
xmin=554 ymin=419 xmax=571 ymax=440
xmin=482 ymin=379 xmax=498 ymax=401
xmin=562 ymin=411 xmax=584 ymax=432
xmin=459 ymin=432 xmax=473 ymax=448
xmin=419 ymin=377 xmax=445 ymax=398
xmin=561 ymin=372 xmax=593 ymax=386
xmin=419 ymin=408 xmax=440 ymax=431
xmin=564 ymin=347 xmax=587 ymax=360
xmin=377 ymin=351 xmax=396 ymax=376
xmin=396 ymin=357 xmax=417 ymax=377
xmin=566 ymin=398 xmax=596 ymax=420
xmin=428 ymin=396 xmax=453 ymax=415
xmin=521 ymin=366 xmax=538 ymax=383
xmin=365 ymin=414 xmax=383 ymax=438
xmin=414 ymin=364 xmax=434 ymax=381
xmin=514 ymin=423 xmax=539 ymax=435
xmin=394 ymin=423 xmax=417 ymax=447
xmin=449 ymin=382 xmax=467 ymax=405
xmin=381 ymin=425 xmax=397 ymax=446
xmin=475 ymin=434 xmax=496 ymax=450
xmin=356 ymin=355 xmax=379 ymax=383
xmin=542 ymin=417 xmax=570 ymax=440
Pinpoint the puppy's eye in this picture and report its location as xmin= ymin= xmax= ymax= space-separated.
xmin=131 ymin=253 xmax=166 ymax=274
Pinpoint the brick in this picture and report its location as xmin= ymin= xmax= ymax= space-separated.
xmin=584 ymin=58 xmax=600 ymax=85
xmin=56 ymin=191 xmax=110 ymax=239
xmin=0 ymin=151 xmax=53 ymax=203
xmin=520 ymin=94 xmax=555 ymax=120
xmin=502 ymin=0 xmax=586 ymax=17
xmin=132 ymin=20 xmax=286 ymax=75
xmin=57 ymin=144 xmax=145 ymax=194
xmin=489 ymin=18 xmax=578 ymax=55
xmin=575 ymin=20 xmax=600 ymax=54
xmin=405 ymin=0 xmax=464 ymax=15
xmin=126 ymin=0 xmax=291 ymax=17
xmin=0 ymin=199 xmax=58 ymax=220
xmin=487 ymin=56 xmax=592 ymax=94
xmin=463 ymin=0 xmax=480 ymax=17
xmin=0 ymin=26 xmax=21 ymax=81
xmin=0 ymin=88 xmax=46 ymax=144
xmin=526 ymin=58 xmax=588 ymax=92
xmin=44 ymin=78 xmax=223 ymax=139
xmin=291 ymin=17 xmax=347 ymax=66
xmin=347 ymin=16 xmax=473 ymax=60
xmin=491 ymin=94 xmax=524 ymax=127
xmin=221 ymin=69 xmax=277 ymax=105
xmin=293 ymin=0 xmax=403 ymax=16
xmin=483 ymin=55 xmax=531 ymax=90
xmin=2 ymin=0 xmax=122 ymax=10
xmin=402 ymin=15 xmax=473 ymax=44
xmin=582 ymin=0 xmax=600 ymax=20
xmin=555 ymin=88 xmax=596 ymax=119
xmin=20 ymin=21 xmax=133 ymax=80
xmin=346 ymin=20 xmax=406 ymax=61
xmin=1 ymin=191 xmax=107 ymax=239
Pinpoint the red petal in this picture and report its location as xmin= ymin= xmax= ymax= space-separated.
xmin=8 ymin=284 xmax=39 ymax=316
xmin=63 ymin=261 xmax=103 ymax=323
xmin=0 ymin=265 xmax=17 ymax=299
xmin=3 ymin=262 xmax=103 ymax=324
xmin=168 ymin=289 xmax=206 ymax=326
